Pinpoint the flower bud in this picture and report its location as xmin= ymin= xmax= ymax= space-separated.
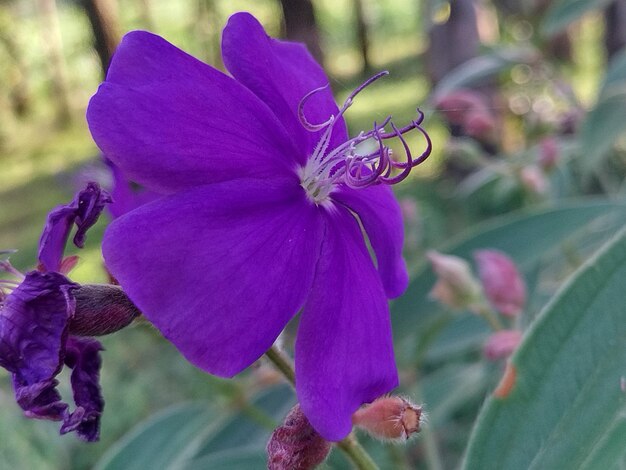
xmin=427 ymin=251 xmax=481 ymax=310
xmin=483 ymin=329 xmax=522 ymax=360
xmin=465 ymin=111 xmax=496 ymax=141
xmin=537 ymin=136 xmax=559 ymax=171
xmin=352 ymin=396 xmax=422 ymax=441
xmin=267 ymin=405 xmax=331 ymax=470
xmin=70 ymin=284 xmax=141 ymax=336
xmin=474 ymin=250 xmax=526 ymax=316
xmin=519 ymin=164 xmax=549 ymax=195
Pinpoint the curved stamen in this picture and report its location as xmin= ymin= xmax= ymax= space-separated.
xmin=298 ymin=85 xmax=335 ymax=131
xmin=299 ymin=74 xmax=432 ymax=201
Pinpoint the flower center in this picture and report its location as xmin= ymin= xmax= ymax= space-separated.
xmin=297 ymin=71 xmax=431 ymax=205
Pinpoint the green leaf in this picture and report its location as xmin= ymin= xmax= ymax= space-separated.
xmin=579 ymin=49 xmax=626 ymax=175
xmin=191 ymin=384 xmax=295 ymax=457
xmin=95 ymin=385 xmax=296 ymax=470
xmin=601 ymin=48 xmax=626 ymax=94
xmin=462 ymin=229 xmax=626 ymax=470
xmin=94 ymin=403 xmax=215 ymax=470
xmin=540 ymin=0 xmax=615 ymax=36
xmin=432 ymin=48 xmax=533 ymax=101
xmin=392 ymin=199 xmax=626 ymax=344
xmin=182 ymin=447 xmax=267 ymax=470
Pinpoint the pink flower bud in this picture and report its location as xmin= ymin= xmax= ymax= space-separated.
xmin=520 ymin=165 xmax=549 ymax=195
xmin=434 ymin=89 xmax=490 ymax=126
xmin=267 ymin=405 xmax=331 ymax=470
xmin=352 ymin=396 xmax=422 ymax=441
xmin=484 ymin=329 xmax=522 ymax=360
xmin=427 ymin=251 xmax=481 ymax=310
xmin=434 ymin=89 xmax=495 ymax=141
xmin=537 ymin=136 xmax=559 ymax=171
xmin=465 ymin=111 xmax=496 ymax=140
xmin=474 ymin=250 xmax=526 ymax=316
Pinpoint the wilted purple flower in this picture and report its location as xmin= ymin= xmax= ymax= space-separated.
xmin=0 ymin=184 xmax=111 ymax=441
xmin=474 ymin=249 xmax=526 ymax=317
xmin=87 ymin=13 xmax=430 ymax=440
xmin=483 ymin=329 xmax=522 ymax=360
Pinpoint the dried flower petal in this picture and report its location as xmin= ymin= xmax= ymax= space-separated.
xmin=38 ymin=182 xmax=112 ymax=272
xmin=60 ymin=337 xmax=104 ymax=441
xmin=0 ymin=271 xmax=77 ymax=420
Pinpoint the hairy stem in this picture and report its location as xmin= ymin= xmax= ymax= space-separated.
xmin=265 ymin=345 xmax=380 ymax=470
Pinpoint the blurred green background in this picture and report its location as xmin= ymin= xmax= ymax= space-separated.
xmin=1 ymin=0 xmax=625 ymax=468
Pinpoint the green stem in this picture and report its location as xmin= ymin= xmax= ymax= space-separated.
xmin=337 ymin=433 xmax=379 ymax=470
xmin=265 ymin=345 xmax=296 ymax=385
xmin=473 ymin=303 xmax=504 ymax=331
xmin=265 ymin=345 xmax=380 ymax=470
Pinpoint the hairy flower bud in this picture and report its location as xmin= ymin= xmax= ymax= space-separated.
xmin=69 ymin=284 xmax=141 ymax=336
xmin=484 ymin=329 xmax=523 ymax=360
xmin=352 ymin=396 xmax=422 ymax=441
xmin=427 ymin=251 xmax=481 ymax=310
xmin=474 ymin=250 xmax=526 ymax=317
xmin=267 ymin=405 xmax=331 ymax=470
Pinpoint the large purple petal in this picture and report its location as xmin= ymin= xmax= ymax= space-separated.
xmin=60 ymin=337 xmax=104 ymax=442
xmin=103 ymin=179 xmax=324 ymax=377
xmin=38 ymin=183 xmax=111 ymax=272
xmin=222 ymin=12 xmax=348 ymax=161
xmin=333 ymin=184 xmax=408 ymax=298
xmin=0 ymin=271 xmax=78 ymax=420
xmin=88 ymin=31 xmax=302 ymax=194
xmin=295 ymin=206 xmax=398 ymax=441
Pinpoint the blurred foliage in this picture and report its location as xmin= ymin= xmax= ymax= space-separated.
xmin=0 ymin=0 xmax=625 ymax=469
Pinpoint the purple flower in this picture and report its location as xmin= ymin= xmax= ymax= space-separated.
xmin=0 ymin=184 xmax=111 ymax=441
xmin=87 ymin=13 xmax=430 ymax=440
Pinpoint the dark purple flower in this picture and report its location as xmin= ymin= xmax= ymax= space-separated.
xmin=0 ymin=184 xmax=110 ymax=441
xmin=87 ymin=13 xmax=430 ymax=440
xmin=38 ymin=182 xmax=112 ymax=272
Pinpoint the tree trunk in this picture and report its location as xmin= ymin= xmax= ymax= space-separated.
xmin=353 ymin=0 xmax=370 ymax=74
xmin=278 ymin=0 xmax=324 ymax=64
xmin=80 ymin=0 xmax=120 ymax=77
xmin=604 ymin=0 xmax=626 ymax=61
xmin=0 ymin=6 xmax=31 ymax=116
xmin=195 ymin=0 xmax=221 ymax=67
xmin=37 ymin=0 xmax=72 ymax=127
xmin=137 ymin=0 xmax=153 ymax=30
xmin=425 ymin=0 xmax=480 ymax=84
